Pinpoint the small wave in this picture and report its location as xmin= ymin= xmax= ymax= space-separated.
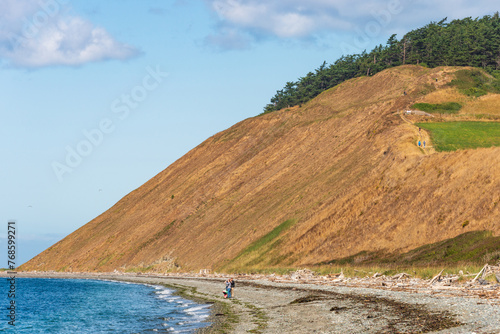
xmin=155 ymin=289 xmax=175 ymax=300
xmin=183 ymin=304 xmax=211 ymax=322
xmin=184 ymin=305 xmax=210 ymax=313
xmin=100 ymin=279 xmax=136 ymax=285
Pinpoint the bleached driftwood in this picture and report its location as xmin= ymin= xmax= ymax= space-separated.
xmin=429 ymin=269 xmax=444 ymax=285
xmin=472 ymin=264 xmax=489 ymax=284
xmin=392 ymin=273 xmax=411 ymax=280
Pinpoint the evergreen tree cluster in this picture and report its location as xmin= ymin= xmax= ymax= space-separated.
xmin=264 ymin=14 xmax=500 ymax=114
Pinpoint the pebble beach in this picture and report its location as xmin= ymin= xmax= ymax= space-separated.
xmin=5 ymin=271 xmax=500 ymax=333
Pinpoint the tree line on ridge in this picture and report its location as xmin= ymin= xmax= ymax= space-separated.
xmin=264 ymin=14 xmax=500 ymax=114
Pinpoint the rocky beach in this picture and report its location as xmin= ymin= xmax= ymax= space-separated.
xmin=6 ymin=271 xmax=499 ymax=333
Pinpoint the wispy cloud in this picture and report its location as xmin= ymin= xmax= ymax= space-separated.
xmin=204 ymin=0 xmax=500 ymax=50
xmin=0 ymin=0 xmax=140 ymax=68
xmin=208 ymin=0 xmax=351 ymax=39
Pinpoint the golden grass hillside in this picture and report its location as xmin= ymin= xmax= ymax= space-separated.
xmin=21 ymin=65 xmax=500 ymax=273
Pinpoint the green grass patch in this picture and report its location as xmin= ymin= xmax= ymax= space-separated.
xmin=241 ymin=219 xmax=295 ymax=255
xmin=395 ymin=231 xmax=500 ymax=265
xmin=219 ymin=219 xmax=296 ymax=272
xmin=449 ymin=69 xmax=500 ymax=97
xmin=321 ymin=231 xmax=500 ymax=267
xmin=416 ymin=121 xmax=500 ymax=151
xmin=412 ymin=102 xmax=462 ymax=114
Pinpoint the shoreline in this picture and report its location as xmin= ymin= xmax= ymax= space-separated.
xmin=4 ymin=271 xmax=500 ymax=333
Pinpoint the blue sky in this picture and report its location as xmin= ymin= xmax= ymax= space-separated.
xmin=1 ymin=0 xmax=498 ymax=266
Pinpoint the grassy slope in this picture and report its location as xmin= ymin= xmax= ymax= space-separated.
xmin=324 ymin=231 xmax=500 ymax=267
xmin=20 ymin=66 xmax=500 ymax=273
xmin=220 ymin=219 xmax=296 ymax=272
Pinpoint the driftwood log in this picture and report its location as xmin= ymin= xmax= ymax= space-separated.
xmin=429 ymin=269 xmax=444 ymax=285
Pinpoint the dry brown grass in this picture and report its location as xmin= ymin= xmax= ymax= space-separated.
xmin=418 ymin=87 xmax=466 ymax=105
xmin=461 ymin=94 xmax=500 ymax=116
xmin=20 ymin=65 xmax=500 ymax=273
xmin=412 ymin=75 xmax=500 ymax=118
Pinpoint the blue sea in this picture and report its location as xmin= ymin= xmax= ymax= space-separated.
xmin=0 ymin=278 xmax=211 ymax=333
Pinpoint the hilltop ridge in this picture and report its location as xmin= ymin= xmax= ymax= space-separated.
xmin=265 ymin=14 xmax=500 ymax=113
xmin=21 ymin=65 xmax=500 ymax=273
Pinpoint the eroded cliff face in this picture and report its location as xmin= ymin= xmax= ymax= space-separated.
xmin=21 ymin=65 xmax=500 ymax=272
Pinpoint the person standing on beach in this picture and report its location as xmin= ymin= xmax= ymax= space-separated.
xmin=225 ymin=279 xmax=232 ymax=298
xmin=230 ymin=278 xmax=235 ymax=298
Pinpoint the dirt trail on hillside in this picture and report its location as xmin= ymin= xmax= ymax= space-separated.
xmin=399 ymin=111 xmax=435 ymax=154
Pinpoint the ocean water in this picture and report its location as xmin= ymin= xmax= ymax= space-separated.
xmin=0 ymin=278 xmax=211 ymax=333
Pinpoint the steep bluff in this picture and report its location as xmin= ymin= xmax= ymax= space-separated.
xmin=21 ymin=65 xmax=500 ymax=272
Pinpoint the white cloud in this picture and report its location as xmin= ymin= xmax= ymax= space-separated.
xmin=205 ymin=0 xmax=500 ymax=50
xmin=0 ymin=0 xmax=139 ymax=68
xmin=210 ymin=0 xmax=352 ymax=38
